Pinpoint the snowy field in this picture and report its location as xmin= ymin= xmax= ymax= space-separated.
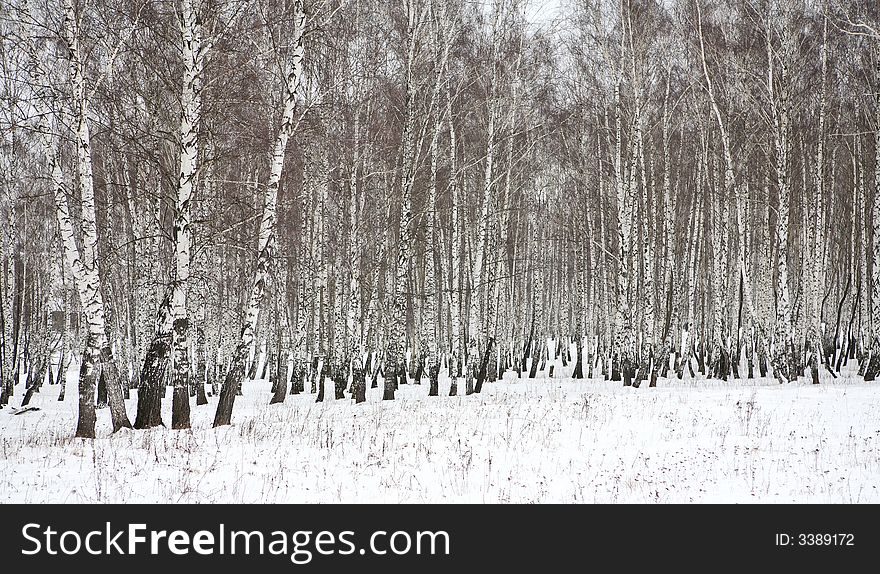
xmin=2 ymin=367 xmax=880 ymax=503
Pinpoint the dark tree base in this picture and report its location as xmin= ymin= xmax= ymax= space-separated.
xmin=290 ymin=362 xmax=305 ymax=395
xmin=474 ymin=338 xmax=495 ymax=394
xmin=196 ymin=382 xmax=208 ymax=405
xmin=134 ymin=334 xmax=169 ymax=430
xmin=352 ymin=361 xmax=366 ymax=404
xmin=413 ymin=360 xmax=424 ymax=384
xmin=428 ymin=361 xmax=439 ymax=396
xmin=611 ymin=353 xmax=621 ymax=382
xmin=96 ymin=372 xmax=108 ymax=409
xmin=270 ymin=373 xmax=288 ymax=404
xmin=333 ymin=365 xmax=347 ymax=400
xmin=213 ymin=345 xmax=248 ymax=427
xmin=75 ymin=337 xmax=101 ymax=439
xmin=172 ymin=385 xmax=191 ymax=430
xmin=863 ymin=351 xmax=880 ymax=382
xmin=316 ymin=376 xmax=325 ymax=402
xmin=572 ymin=341 xmax=584 ymax=379
xmin=21 ymin=381 xmax=39 ymax=407
xmin=528 ymin=354 xmax=539 ymax=378
xmin=383 ymin=368 xmax=396 ymax=400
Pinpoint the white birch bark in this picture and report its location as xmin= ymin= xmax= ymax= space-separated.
xmin=54 ymin=1 xmax=132 ymax=433
xmin=447 ymin=80 xmax=462 ymax=394
xmin=612 ymin=56 xmax=635 ymax=384
xmin=214 ymin=0 xmax=305 ymax=426
xmin=867 ymin=41 xmax=880 ymax=379
xmin=809 ymin=14 xmax=829 ymax=382
xmin=767 ymin=15 xmax=794 ymax=382
xmin=170 ymin=0 xmax=204 ymax=428
xmin=385 ymin=0 xmax=430 ymax=399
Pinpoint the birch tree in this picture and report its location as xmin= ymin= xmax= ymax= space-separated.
xmin=55 ymin=0 xmax=132 ymax=436
xmin=214 ymin=0 xmax=305 ymax=427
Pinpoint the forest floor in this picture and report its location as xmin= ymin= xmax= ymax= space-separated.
xmin=2 ymin=364 xmax=879 ymax=503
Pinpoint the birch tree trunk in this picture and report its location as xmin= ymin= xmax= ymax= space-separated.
xmin=41 ymin=121 xmax=127 ymax=436
xmin=347 ymin=96 xmax=363 ymax=402
xmin=170 ymin=0 xmax=204 ymax=429
xmin=385 ymin=0 xmax=428 ymax=400
xmin=424 ymin=115 xmax=442 ymax=396
xmin=768 ymin=18 xmax=795 ymax=383
xmin=613 ymin=66 xmax=636 ymax=386
xmin=214 ymin=1 xmax=305 ymax=427
xmin=447 ymin=81 xmax=462 ymax=396
xmin=470 ymin=3 xmax=503 ymax=394
xmin=809 ymin=14 xmax=829 ymax=383
xmin=45 ymin=2 xmax=133 ymax=435
xmin=865 ymin=46 xmax=880 ymax=381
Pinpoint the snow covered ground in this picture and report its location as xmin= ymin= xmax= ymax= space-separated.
xmin=2 ymin=366 xmax=880 ymax=503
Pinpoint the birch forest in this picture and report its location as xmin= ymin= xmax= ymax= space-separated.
xmin=1 ymin=0 xmax=879 ymax=441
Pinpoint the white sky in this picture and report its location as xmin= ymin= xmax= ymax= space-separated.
xmin=524 ymin=0 xmax=565 ymax=26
